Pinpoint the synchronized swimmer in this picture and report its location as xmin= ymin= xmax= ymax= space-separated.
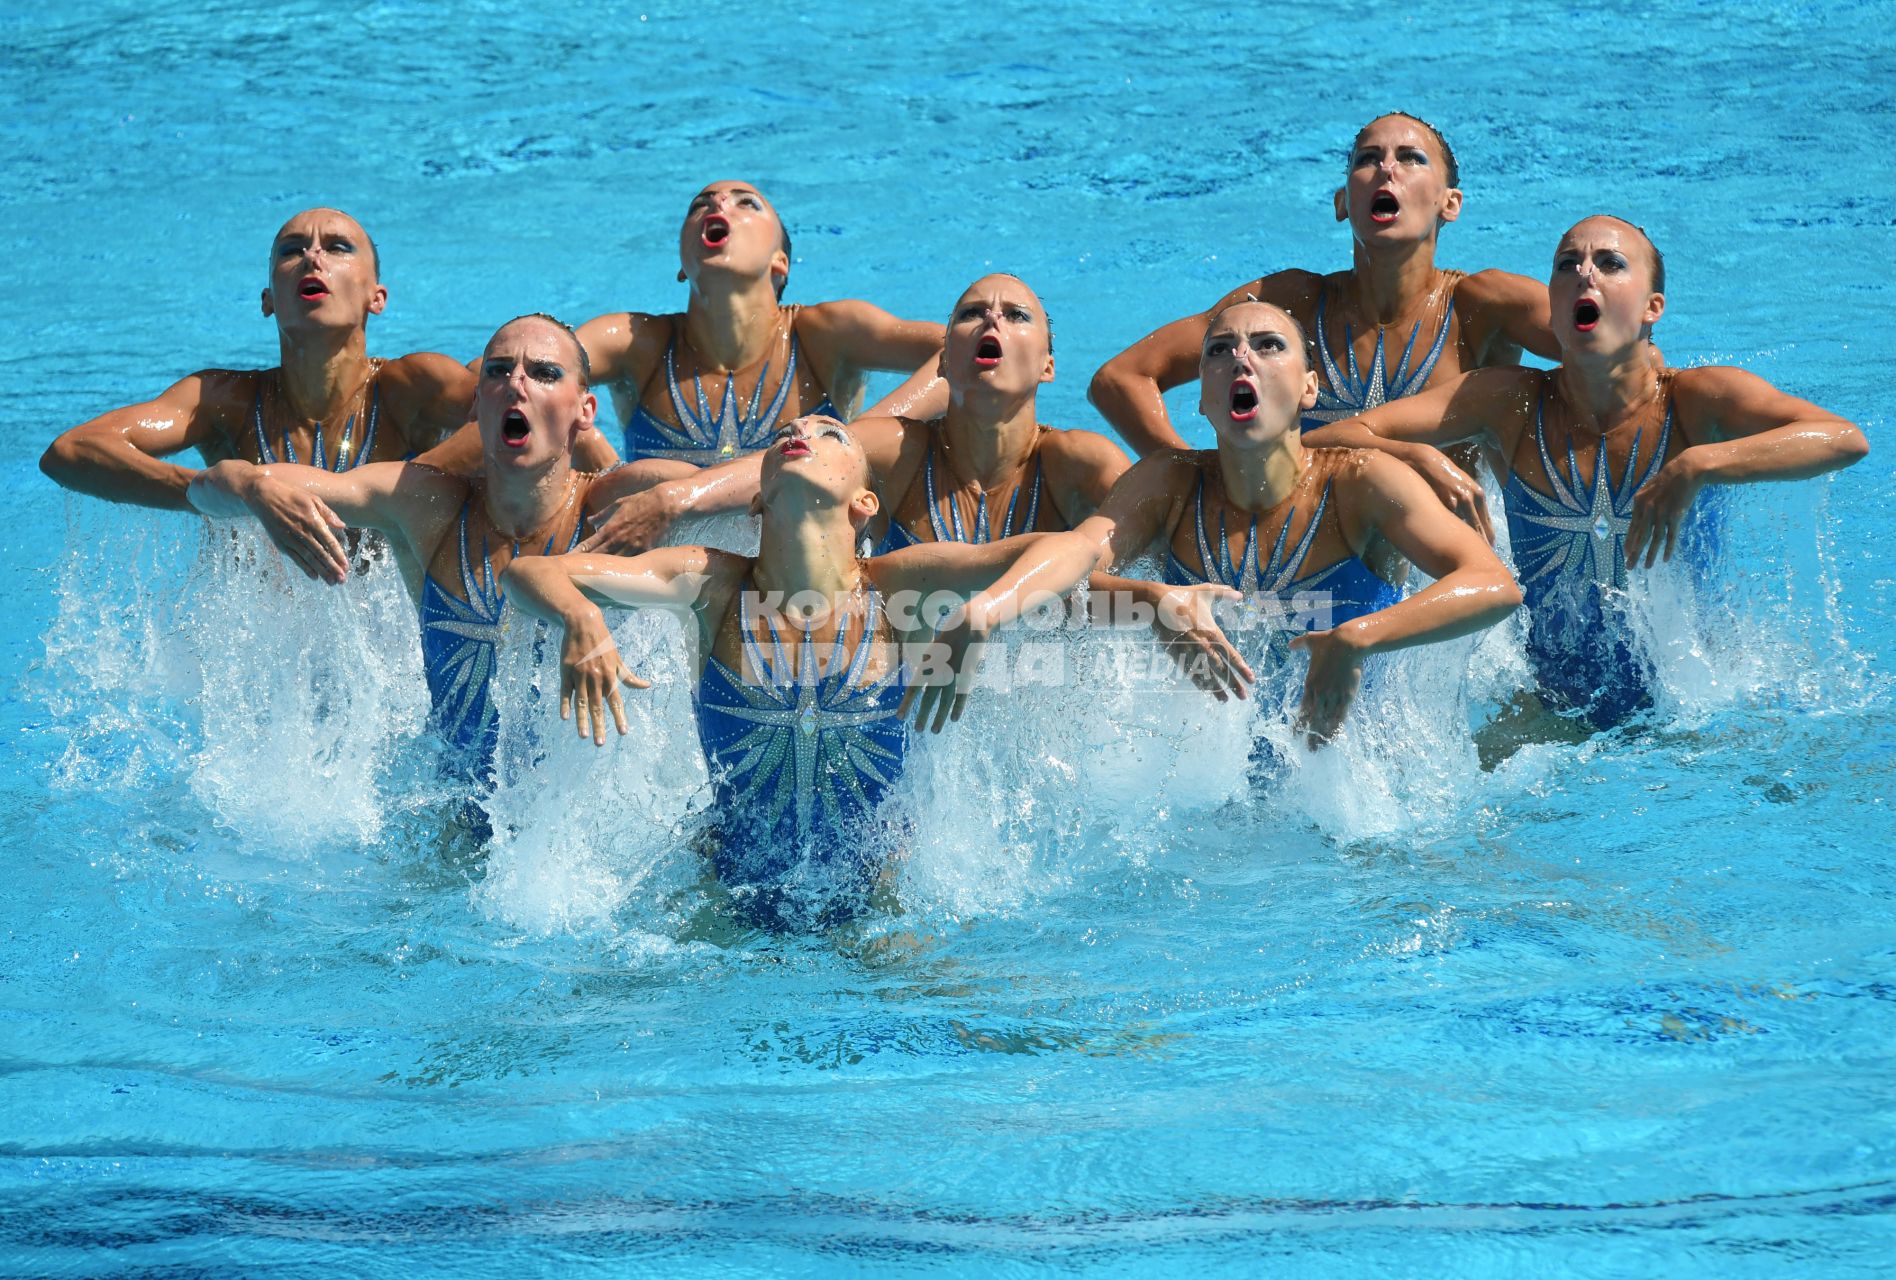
xmin=37 ymin=111 xmax=1869 ymax=924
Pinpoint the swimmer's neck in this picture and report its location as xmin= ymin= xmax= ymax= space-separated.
xmin=273 ymin=323 xmax=374 ymax=423
xmin=1345 ymin=233 xmax=1444 ymax=327
xmin=1214 ymin=431 xmax=1303 ymax=514
xmin=682 ymin=273 xmax=784 ymax=373
xmin=1554 ymin=343 xmax=1665 ymax=427
xmin=753 ymin=503 xmax=862 ymax=605
xmin=940 ymin=385 xmax=1039 ymax=492
xmin=479 ymin=456 xmax=580 ymax=543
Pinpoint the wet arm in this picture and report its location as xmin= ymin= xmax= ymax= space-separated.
xmin=501 ymin=548 xmax=715 ymax=743
xmin=1459 ymin=269 xmax=1558 ymax=364
xmin=1679 ymin=367 xmax=1868 ymax=480
xmin=878 ymin=454 xmax=1188 ymax=614
xmin=1625 ymin=368 xmax=1868 ymax=568
xmin=186 ymin=458 xmax=453 ymax=583
xmin=862 ymin=359 xmax=947 ymax=420
xmin=1087 ymin=311 xmax=1208 ymax=456
xmin=1335 ymin=455 xmax=1522 ymax=655
xmin=1043 ymin=427 xmax=1132 ymax=525
xmin=502 ymin=547 xmax=714 ymax=625
xmin=40 ymin=373 xmax=233 ymax=509
xmin=1303 ymin=371 xmax=1511 ymax=454
xmin=802 ymin=300 xmax=944 ymax=378
xmin=381 ymin=352 xmax=477 ymax=454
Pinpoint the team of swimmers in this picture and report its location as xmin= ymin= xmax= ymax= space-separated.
xmin=42 ymin=112 xmax=1869 ymax=925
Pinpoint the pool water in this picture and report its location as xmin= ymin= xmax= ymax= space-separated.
xmin=3 ymin=2 xmax=1894 ymax=1275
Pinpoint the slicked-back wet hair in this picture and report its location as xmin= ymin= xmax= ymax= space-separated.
xmin=1349 ymin=112 xmax=1460 ymax=189
xmin=1604 ymin=215 xmax=1665 ymax=293
xmin=1203 ymin=297 xmax=1317 ymax=373
xmin=493 ymin=313 xmax=593 ymax=387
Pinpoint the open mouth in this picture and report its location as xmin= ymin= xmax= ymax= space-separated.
xmin=701 ymin=215 xmax=730 ymax=248
xmin=1229 ymin=379 xmax=1259 ymax=422
xmin=974 ymin=335 xmax=1003 ymax=368
xmin=1370 ymin=190 xmax=1400 ymax=223
xmin=500 ymin=409 xmax=531 ymax=447
xmin=778 ymin=437 xmax=813 ymax=460
xmin=298 ymin=275 xmax=330 ymax=299
xmin=1573 ymin=298 xmax=1601 ymax=332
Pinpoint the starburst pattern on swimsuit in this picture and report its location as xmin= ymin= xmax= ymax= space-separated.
xmin=421 ymin=572 xmax=503 ymax=751
xmin=420 ymin=510 xmax=580 ymax=760
xmin=253 ymin=373 xmax=381 ymax=471
xmin=1167 ymin=481 xmax=1398 ymax=651
xmin=633 ymin=340 xmax=800 ymax=464
xmin=923 ymin=448 xmax=1041 ymax=544
xmin=698 ymin=593 xmax=905 ymax=840
xmin=1303 ymin=295 xmax=1454 ymax=426
xmin=1508 ymin=402 xmax=1673 ymax=592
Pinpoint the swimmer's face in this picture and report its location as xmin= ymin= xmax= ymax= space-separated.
xmin=756 ymin=415 xmax=878 ymax=525
xmin=1550 ymin=216 xmax=1665 ymax=355
xmin=680 ymin=180 xmax=789 ymax=295
xmin=262 ymin=208 xmax=386 ymax=332
xmin=476 ymin=319 xmax=597 ymax=472
xmin=1335 ymin=115 xmax=1461 ymax=246
xmin=942 ymin=275 xmax=1055 ymax=398
xmin=1198 ymin=302 xmax=1317 ymax=444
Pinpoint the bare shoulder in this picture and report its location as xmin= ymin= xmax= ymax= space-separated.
xmin=179 ymin=368 xmax=266 ymax=438
xmin=1252 ymin=267 xmax=1326 ymax=314
xmin=1455 ymin=267 xmax=1544 ymax=309
xmin=1323 ymin=444 xmax=1406 ymax=490
xmin=1117 ymin=446 xmax=1206 ymax=501
xmin=1036 ymin=424 xmax=1131 ymax=477
xmin=378 ymin=350 xmax=475 ymax=408
xmin=382 ymin=350 xmax=473 ymax=392
xmin=1667 ymin=363 xmax=1763 ymax=405
xmin=577 ymin=310 xmax=671 ymax=387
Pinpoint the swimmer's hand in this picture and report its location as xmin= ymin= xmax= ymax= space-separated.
xmin=1625 ymin=452 xmax=1705 ymax=570
xmin=1400 ymin=444 xmax=1493 ymax=543
xmin=558 ymin=608 xmax=650 ymax=746
xmin=578 ymin=483 xmax=683 ymax=556
xmin=1152 ymin=584 xmax=1253 ymax=702
xmin=1289 ymin=625 xmax=1366 ymax=747
xmin=899 ymin=604 xmax=989 ymax=735
xmin=238 ymin=468 xmax=351 ymax=584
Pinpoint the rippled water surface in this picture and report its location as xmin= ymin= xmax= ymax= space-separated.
xmin=3 ymin=2 xmax=1894 ymax=1275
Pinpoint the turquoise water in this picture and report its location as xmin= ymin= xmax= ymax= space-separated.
xmin=4 ymin=2 xmax=1895 ymax=1275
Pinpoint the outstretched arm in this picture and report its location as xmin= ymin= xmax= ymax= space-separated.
xmin=881 ymin=453 xmax=1247 ymax=728
xmin=1625 ymin=367 xmax=1869 ymax=568
xmin=1304 ymin=368 xmax=1536 ymax=539
xmin=1291 ymin=453 xmax=1522 ymax=742
xmin=186 ymin=458 xmax=456 ymax=583
xmin=41 ymin=371 xmax=239 ymax=510
xmin=501 ymin=547 xmax=718 ymax=744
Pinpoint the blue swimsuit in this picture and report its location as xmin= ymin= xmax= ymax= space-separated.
xmin=1501 ymin=391 xmax=1678 ymax=725
xmin=695 ymin=579 xmax=909 ymax=925
xmin=1163 ymin=467 xmax=1401 ymax=642
xmin=420 ymin=499 xmax=584 ymax=772
xmin=1300 ymin=280 xmax=1456 ymax=434
xmin=622 ymin=326 xmax=835 ymax=465
xmin=877 ymin=445 xmax=1046 ymax=554
xmin=251 ymin=371 xmax=383 ymax=470
xmin=1164 ymin=464 xmax=1398 ymax=774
